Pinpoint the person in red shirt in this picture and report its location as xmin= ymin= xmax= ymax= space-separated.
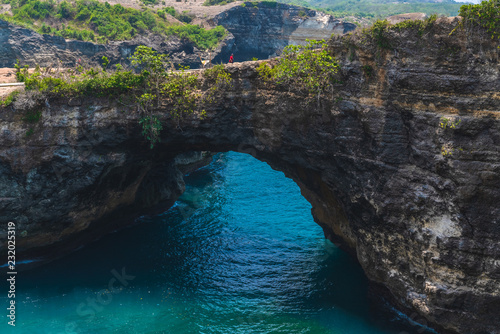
xmin=229 ymin=54 xmax=234 ymax=63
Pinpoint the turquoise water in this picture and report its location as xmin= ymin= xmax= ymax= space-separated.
xmin=2 ymin=152 xmax=436 ymax=334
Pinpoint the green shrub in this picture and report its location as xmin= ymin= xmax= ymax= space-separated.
xmin=203 ymin=0 xmax=235 ymax=6
xmin=25 ymin=128 xmax=35 ymax=137
xmin=18 ymin=65 xmax=147 ymax=98
xmin=0 ymin=90 xmax=20 ymax=107
xmin=0 ymin=0 xmax=225 ymax=49
xmin=162 ymin=69 xmax=199 ymax=120
xmin=163 ymin=7 xmax=194 ymax=23
xmin=141 ymin=0 xmax=159 ymax=6
xmin=256 ymin=62 xmax=275 ymax=81
xmin=458 ymin=0 xmax=500 ymax=40
xmin=203 ymin=64 xmax=230 ymax=84
xmin=392 ymin=14 xmax=437 ymax=36
xmin=362 ymin=64 xmax=373 ymax=77
xmin=359 ymin=14 xmax=439 ymax=50
xmin=258 ymin=40 xmax=340 ymax=97
xmin=22 ymin=110 xmax=42 ymax=123
xmin=202 ymin=64 xmax=231 ymax=103
xmin=439 ymin=117 xmax=461 ymax=129
xmin=260 ymin=1 xmax=278 ymax=8
xmin=178 ymin=11 xmax=194 ymax=24
xmin=366 ymin=19 xmax=392 ymax=50
xmin=166 ymin=25 xmax=226 ymax=50
xmin=139 ymin=115 xmax=162 ymax=148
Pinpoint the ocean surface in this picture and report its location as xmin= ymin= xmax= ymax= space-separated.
xmin=3 ymin=152 xmax=437 ymax=334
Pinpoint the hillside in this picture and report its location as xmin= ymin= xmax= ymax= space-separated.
xmin=0 ymin=0 xmax=227 ymax=48
xmin=277 ymin=0 xmax=464 ymax=20
xmin=0 ymin=1 xmax=356 ymax=69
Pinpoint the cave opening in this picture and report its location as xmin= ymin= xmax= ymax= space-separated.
xmin=7 ymin=151 xmax=435 ymax=334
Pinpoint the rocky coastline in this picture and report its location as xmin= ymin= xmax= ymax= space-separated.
xmin=0 ymin=14 xmax=499 ymax=334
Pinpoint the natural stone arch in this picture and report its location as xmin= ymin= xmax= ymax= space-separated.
xmin=1 ymin=23 xmax=500 ymax=334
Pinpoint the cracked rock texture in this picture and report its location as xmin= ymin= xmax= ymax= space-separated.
xmin=0 ymin=18 xmax=499 ymax=334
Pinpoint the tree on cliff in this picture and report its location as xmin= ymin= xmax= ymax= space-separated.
xmin=257 ymin=39 xmax=339 ymax=100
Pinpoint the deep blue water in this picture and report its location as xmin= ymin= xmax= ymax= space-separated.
xmin=2 ymin=152 xmax=436 ymax=334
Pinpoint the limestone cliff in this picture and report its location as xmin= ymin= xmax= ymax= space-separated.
xmin=0 ymin=18 xmax=223 ymax=68
xmin=0 ymin=2 xmax=353 ymax=68
xmin=212 ymin=2 xmax=356 ymax=62
xmin=0 ymin=17 xmax=499 ymax=334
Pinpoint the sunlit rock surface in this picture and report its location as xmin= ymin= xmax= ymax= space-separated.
xmin=212 ymin=2 xmax=355 ymax=61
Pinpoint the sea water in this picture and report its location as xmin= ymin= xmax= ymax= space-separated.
xmin=2 ymin=152 xmax=436 ymax=334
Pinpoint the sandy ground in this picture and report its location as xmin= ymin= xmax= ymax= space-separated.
xmin=0 ymin=68 xmax=24 ymax=99
xmin=104 ymin=0 xmax=244 ymax=26
xmin=0 ymin=3 xmax=10 ymax=14
xmin=0 ymin=68 xmax=17 ymax=84
xmin=386 ymin=12 xmax=427 ymax=24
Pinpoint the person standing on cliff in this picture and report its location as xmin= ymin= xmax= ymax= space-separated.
xmin=229 ymin=54 xmax=234 ymax=64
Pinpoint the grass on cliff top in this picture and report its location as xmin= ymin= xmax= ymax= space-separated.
xmin=203 ymin=0 xmax=236 ymax=6
xmin=356 ymin=0 xmax=499 ymax=50
xmin=0 ymin=0 xmax=226 ymax=49
xmin=457 ymin=0 xmax=500 ymax=41
xmin=256 ymin=39 xmax=340 ymax=98
xmin=5 ymin=47 xmax=233 ymax=148
xmin=361 ymin=14 xmax=438 ymax=49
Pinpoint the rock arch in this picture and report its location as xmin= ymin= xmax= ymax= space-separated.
xmin=1 ymin=25 xmax=500 ymax=333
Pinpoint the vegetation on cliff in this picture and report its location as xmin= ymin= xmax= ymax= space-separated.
xmin=0 ymin=0 xmax=226 ymax=49
xmin=257 ymin=40 xmax=339 ymax=97
xmin=206 ymin=0 xmax=278 ymax=6
xmin=14 ymin=60 xmax=147 ymax=97
xmin=350 ymin=0 xmax=499 ymax=51
xmin=0 ymin=90 xmax=19 ymax=107
xmin=361 ymin=14 xmax=438 ymax=50
xmin=457 ymin=0 xmax=499 ymax=41
xmin=157 ymin=6 xmax=194 ymax=24
xmin=3 ymin=39 xmax=339 ymax=145
xmin=5 ymin=46 xmax=232 ymax=148
xmin=203 ymin=0 xmax=236 ymax=6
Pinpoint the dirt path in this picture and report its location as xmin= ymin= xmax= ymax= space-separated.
xmin=0 ymin=68 xmax=24 ymax=99
xmin=0 ymin=68 xmax=17 ymax=84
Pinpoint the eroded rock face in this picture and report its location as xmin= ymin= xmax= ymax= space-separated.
xmin=0 ymin=18 xmax=499 ymax=334
xmin=0 ymin=19 xmax=213 ymax=68
xmin=212 ymin=2 xmax=355 ymax=62
xmin=0 ymin=2 xmax=353 ymax=69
